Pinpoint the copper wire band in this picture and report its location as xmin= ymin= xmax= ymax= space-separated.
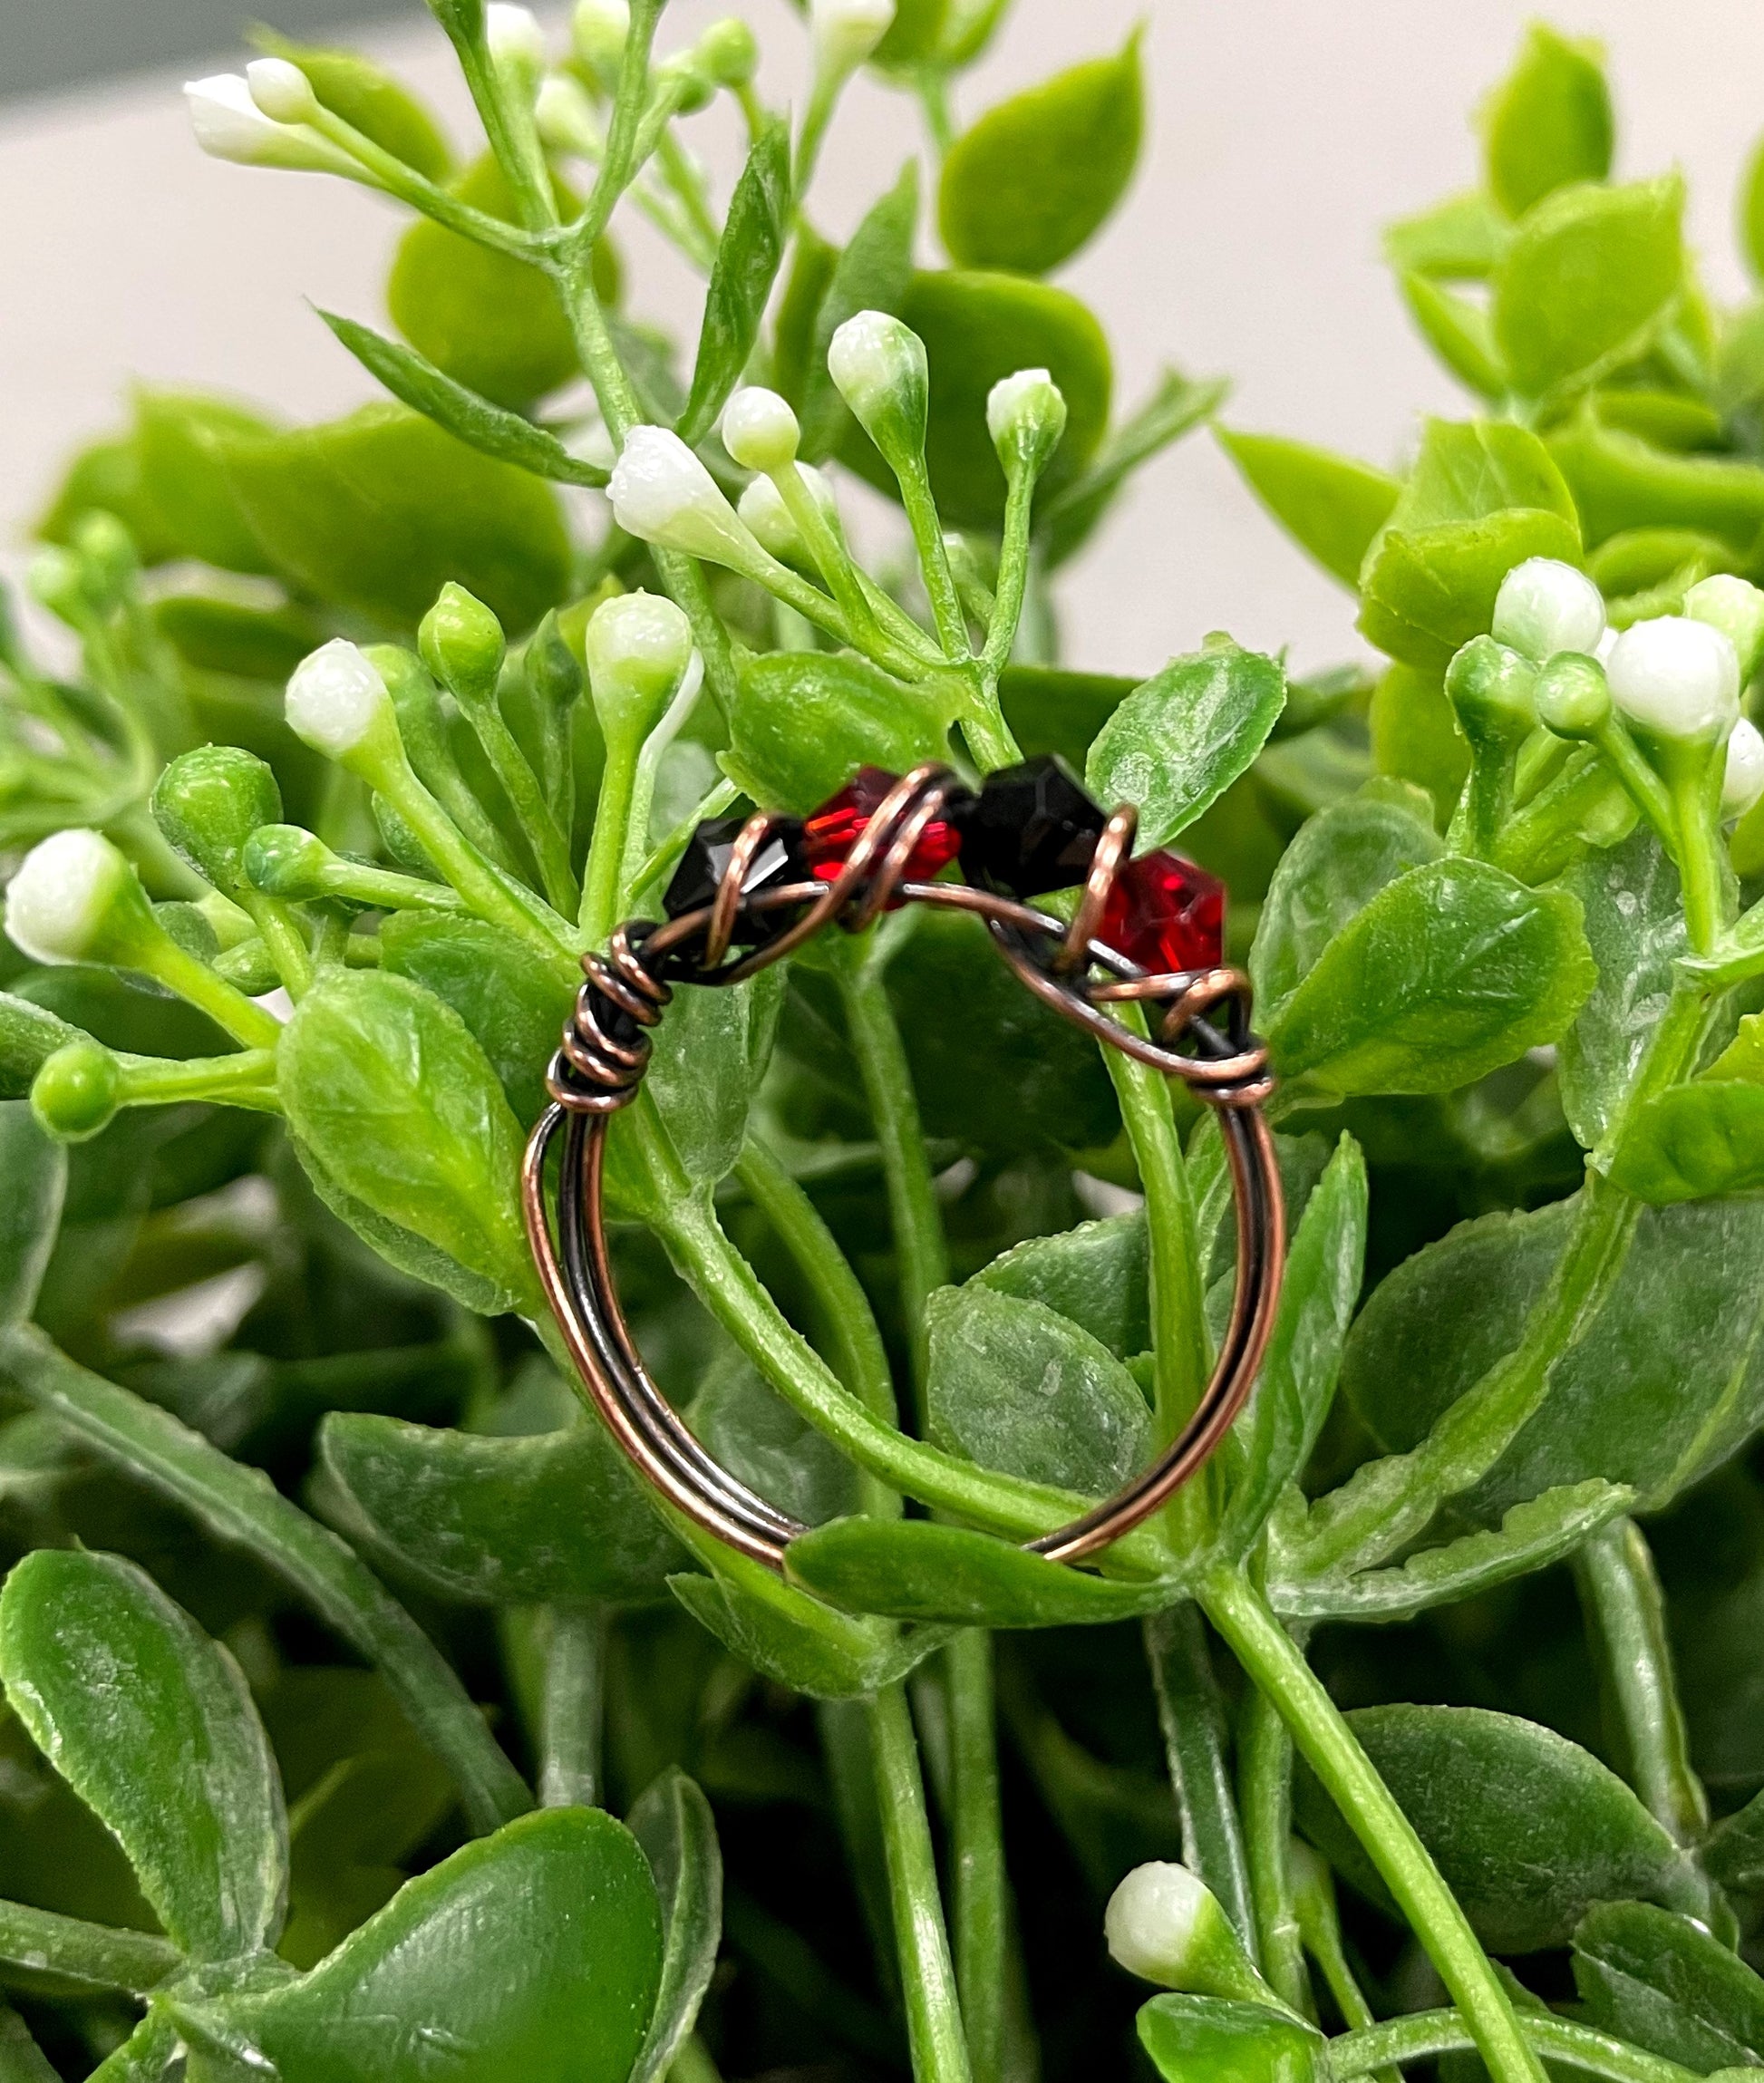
xmin=521 ymin=764 xmax=1284 ymax=1574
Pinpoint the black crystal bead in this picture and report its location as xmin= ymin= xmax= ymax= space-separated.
xmin=663 ymin=815 xmax=809 ymax=947
xmin=955 ymin=754 xmax=1107 ymax=897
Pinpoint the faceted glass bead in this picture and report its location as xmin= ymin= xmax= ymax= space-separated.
xmin=802 ymin=767 xmax=964 ymax=891
xmin=663 ymin=814 xmax=808 ymax=945
xmin=1100 ymin=850 xmax=1226 ymax=974
xmin=957 ymin=754 xmax=1106 ymax=896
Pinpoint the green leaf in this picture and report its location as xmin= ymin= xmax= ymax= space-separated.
xmin=1493 ymin=176 xmax=1684 ymax=405
xmin=1481 ymin=24 xmax=1614 ymax=220
xmin=999 ymin=664 xmax=1136 ymax=770
xmin=1137 ymin=1995 xmax=1321 ymax=2083
xmin=973 ymin=1211 xmax=1149 ymax=1360
xmin=1219 ymin=1136 xmax=1366 ymax=1555
xmin=1342 ymin=1192 xmax=1764 ymax=1514
xmin=131 ymin=389 xmax=280 ymax=576
xmin=668 ymin=1555 xmax=945 ymax=1700
xmin=843 ymin=268 xmax=1112 ymax=527
xmin=1390 ymin=416 xmax=1579 ymax=531
xmin=1361 ymin=503 xmax=1583 ymax=672
xmin=1085 ymin=641 xmax=1286 ymax=848
xmin=318 ymin=311 xmax=606 ymax=487
xmin=623 ymin=968 xmax=784 ymax=1193
xmin=278 ymin=970 xmax=538 ymax=1315
xmin=208 ymin=1808 xmax=662 ymax=2083
xmin=1265 ymin=857 xmax=1594 ymax=1096
xmin=1400 ymin=274 xmax=1507 ymax=401
xmin=1275 ymin=1480 xmax=1634 ymax=1622
xmin=378 ymin=912 xmax=574 ymax=1129
xmin=1249 ymin=782 xmax=1443 ymax=1026
xmin=1369 ymin=664 xmax=1468 ymax=825
xmin=248 ymin=30 xmax=451 ymax=179
xmin=1703 ymin=1786 xmax=1764 ymax=1891
xmin=318 ymin=1410 xmax=684 ymax=1605
xmin=1557 ymin=829 xmax=1686 ymax=1151
xmin=722 ymin=648 xmax=955 ymax=813
xmin=1291 ymin=1704 xmax=1697 ymax=1952
xmin=689 ymin=1350 xmax=858 ymax=1529
xmin=926 ymin=1282 xmax=1149 ymax=1496
xmin=1610 ymin=1081 xmax=1764 ymax=1203
xmin=386 ymin=155 xmax=586 ymax=411
xmin=786 ymin=1518 xmax=1180 ymax=1629
xmin=938 ymin=34 xmax=1143 ymax=276
xmin=1574 ymin=1901 xmax=1764 ymax=2071
xmin=1216 ymin=430 xmax=1398 ymax=588
xmin=799 ymin=164 xmax=920 ymax=461
xmin=0 ymin=1105 xmax=64 ymax=1329
xmin=1705 ymin=1012 xmax=1764 ymax=1085
xmin=220 ymin=403 xmax=571 ymax=637
xmin=677 ymin=120 xmax=791 ymax=445
xmin=0 ymin=996 xmax=79 ymax=1104
xmin=1548 ymin=410 xmax=1764 ymax=550
xmin=1383 ymin=189 xmax=1512 ymax=282
xmin=627 ymin=1770 xmax=722 ymax=2083
xmin=1041 ymin=368 xmax=1227 ymax=568
xmin=0 ymin=1548 xmax=286 ymax=1962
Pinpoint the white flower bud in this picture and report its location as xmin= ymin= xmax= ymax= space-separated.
xmin=1723 ymin=718 xmax=1764 ymax=819
xmin=573 ymin=0 xmax=630 ymax=75
xmin=5 ymin=829 xmax=134 ymax=967
xmin=286 ymin=639 xmax=398 ymax=761
xmin=536 ymin=73 xmax=602 ymax=156
xmin=1491 ymin=557 xmax=1605 ymax=664
xmin=584 ymin=591 xmax=695 ymax=741
xmin=1104 ymin=1862 xmax=1275 ymax=2004
xmin=608 ymin=426 xmax=769 ymax=571
xmin=722 ymin=388 xmax=801 ymax=473
xmin=986 ymin=366 xmax=1067 ymax=477
xmin=246 ymin=57 xmax=321 ymax=126
xmin=184 ymin=73 xmax=349 ymax=173
xmin=829 ymin=311 xmax=926 ymax=434
xmin=1606 ymin=615 xmax=1741 ymax=741
xmin=1684 ymin=575 xmax=1764 ymax=684
xmin=737 ymin=465 xmax=839 ymax=562
xmin=486 ymin=3 xmax=548 ymax=70
xmin=810 ymin=0 xmax=896 ymax=73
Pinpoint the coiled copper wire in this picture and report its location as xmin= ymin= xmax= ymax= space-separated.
xmin=523 ymin=763 xmax=1284 ymax=1574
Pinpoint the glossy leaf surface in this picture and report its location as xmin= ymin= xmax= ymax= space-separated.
xmin=1481 ymin=24 xmax=1614 ymax=219
xmin=1573 ymin=1901 xmax=1764 ymax=2071
xmin=1216 ymin=431 xmax=1399 ymax=588
xmin=627 ymin=1770 xmax=722 ymax=2083
xmin=677 ymin=121 xmax=791 ymax=445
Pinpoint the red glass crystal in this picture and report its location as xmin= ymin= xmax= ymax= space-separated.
xmin=1100 ymin=850 xmax=1226 ymax=974
xmin=802 ymin=766 xmax=964 ymax=892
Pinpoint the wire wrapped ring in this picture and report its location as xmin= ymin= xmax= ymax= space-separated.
xmin=521 ymin=762 xmax=1285 ymax=1574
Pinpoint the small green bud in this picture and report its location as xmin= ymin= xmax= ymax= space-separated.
xmin=827 ymin=310 xmax=929 ymax=479
xmin=584 ymin=591 xmax=695 ymax=746
xmin=153 ymin=901 xmax=221 ymax=964
xmin=213 ymin=937 xmax=282 ymax=995
xmin=151 ymin=745 xmax=284 ymax=900
xmin=69 ymin=510 xmax=138 ymax=611
xmin=1445 ymin=635 xmax=1537 ymax=747
xmin=653 ymin=51 xmax=715 ymax=115
xmin=31 ymin=1038 xmax=121 ymax=1144
xmin=1105 ymin=1862 xmax=1280 ymax=2007
xmin=4 ymin=828 xmax=151 ymax=968
xmin=419 ymin=583 xmax=508 ymax=705
xmin=695 ymin=17 xmax=759 ymax=85
xmin=1684 ymin=575 xmax=1764 ymax=683
xmin=243 ymin=824 xmax=336 ymax=902
xmin=722 ymin=387 xmax=801 ymax=473
xmin=986 ymin=367 xmax=1067 ymax=480
xmin=573 ymin=0 xmax=630 ymax=79
xmin=1535 ymin=653 xmax=1613 ymax=740
xmin=26 ymin=547 xmax=87 ymax=630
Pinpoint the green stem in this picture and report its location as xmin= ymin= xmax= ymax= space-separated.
xmin=0 ymin=1326 xmax=531 ymax=1835
xmin=835 ymin=933 xmax=948 ymax=1401
xmin=1669 ymin=765 xmax=1728 ymax=957
xmin=580 ymin=0 xmax=668 ymax=246
xmin=0 ymin=1898 xmax=179 ymax=1997
xmin=89 ymin=2006 xmax=182 ymax=2083
xmin=945 ymin=1631 xmax=1007 ymax=2083
xmin=455 ymin=696 xmax=579 ymax=916
xmin=139 ymin=935 xmax=282 ymax=1051
xmin=307 ymin=104 xmax=540 ymax=257
xmin=580 ymin=738 xmax=641 ymax=944
xmin=111 ymin=1047 xmax=281 ymax=1116
xmin=734 ymin=1137 xmax=899 ymax=1519
xmin=1239 ymin=1681 xmax=1312 ymax=2016
xmin=898 ymin=461 xmax=972 ymax=664
xmin=1572 ymin=1517 xmax=1709 ymax=1846
xmin=652 ymin=131 xmax=722 ymax=266
xmin=1143 ymin=1605 xmax=1256 ymax=1953
xmin=1330 ymin=2008 xmax=1707 ymax=2083
xmin=982 ymin=470 xmax=1036 ymax=676
xmin=868 ymin=1682 xmax=974 ymax=2083
xmin=1200 ymin=1565 xmax=1546 ymax=2083
xmin=650 ymin=1184 xmax=1171 ymax=1570
xmin=539 ymin=1602 xmax=606 ymax=1808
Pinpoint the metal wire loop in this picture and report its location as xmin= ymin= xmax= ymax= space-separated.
xmin=524 ymin=761 xmax=1286 ymax=1574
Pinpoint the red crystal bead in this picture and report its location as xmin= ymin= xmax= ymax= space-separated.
xmin=802 ymin=767 xmax=964 ymax=895
xmin=1100 ymin=850 xmax=1226 ymax=974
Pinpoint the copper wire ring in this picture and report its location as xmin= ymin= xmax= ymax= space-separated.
xmin=521 ymin=765 xmax=1285 ymax=1574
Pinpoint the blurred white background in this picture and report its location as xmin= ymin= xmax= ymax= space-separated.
xmin=4 ymin=0 xmax=1763 ymax=676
